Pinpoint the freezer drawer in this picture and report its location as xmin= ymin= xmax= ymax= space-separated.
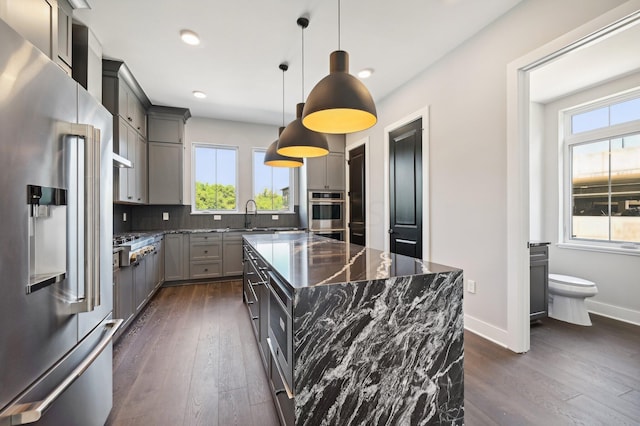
xmin=0 ymin=316 xmax=121 ymax=426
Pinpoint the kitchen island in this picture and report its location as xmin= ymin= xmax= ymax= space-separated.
xmin=242 ymin=233 xmax=464 ymax=426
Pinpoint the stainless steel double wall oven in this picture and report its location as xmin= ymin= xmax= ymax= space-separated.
xmin=308 ymin=191 xmax=345 ymax=241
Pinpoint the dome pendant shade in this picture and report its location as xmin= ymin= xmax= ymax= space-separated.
xmin=302 ymin=50 xmax=377 ymax=134
xmin=277 ymin=103 xmax=329 ymax=158
xmin=264 ymin=127 xmax=303 ymax=167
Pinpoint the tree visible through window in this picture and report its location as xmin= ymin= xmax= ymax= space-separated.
xmin=253 ymin=150 xmax=292 ymax=211
xmin=193 ymin=144 xmax=237 ymax=211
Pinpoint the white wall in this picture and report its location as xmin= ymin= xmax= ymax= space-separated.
xmin=540 ymin=71 xmax=640 ymax=324
xmin=347 ymin=0 xmax=628 ymax=341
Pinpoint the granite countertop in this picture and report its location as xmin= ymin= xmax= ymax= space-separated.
xmin=114 ymin=227 xmax=302 ymax=240
xmin=243 ymin=233 xmax=459 ymax=289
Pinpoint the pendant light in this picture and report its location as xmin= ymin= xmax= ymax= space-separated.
xmin=264 ymin=63 xmax=304 ymax=168
xmin=276 ymin=17 xmax=329 ymax=158
xmin=302 ymin=0 xmax=377 ymax=134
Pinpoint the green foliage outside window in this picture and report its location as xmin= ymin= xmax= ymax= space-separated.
xmin=254 ymin=188 xmax=285 ymax=211
xmin=195 ymin=182 xmax=236 ymax=210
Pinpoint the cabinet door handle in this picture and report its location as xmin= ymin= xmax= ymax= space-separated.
xmin=204 ymin=250 xmax=208 ymax=253
xmin=204 ymin=268 xmax=208 ymax=272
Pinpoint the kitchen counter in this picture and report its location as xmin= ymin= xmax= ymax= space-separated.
xmin=243 ymin=233 xmax=464 ymax=425
xmin=244 ymin=232 xmax=458 ymax=289
xmin=114 ymin=227 xmax=301 ymax=239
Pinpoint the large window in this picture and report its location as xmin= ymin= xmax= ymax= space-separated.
xmin=253 ymin=149 xmax=293 ymax=212
xmin=564 ymin=92 xmax=640 ymax=246
xmin=192 ymin=144 xmax=238 ymax=212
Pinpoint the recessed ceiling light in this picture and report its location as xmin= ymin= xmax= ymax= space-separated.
xmin=192 ymin=91 xmax=207 ymax=99
xmin=180 ymin=30 xmax=200 ymax=46
xmin=357 ymin=68 xmax=374 ymax=79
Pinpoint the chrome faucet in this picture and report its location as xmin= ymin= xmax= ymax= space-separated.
xmin=244 ymin=199 xmax=257 ymax=228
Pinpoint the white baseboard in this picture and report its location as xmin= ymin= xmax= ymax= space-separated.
xmin=586 ymin=299 xmax=640 ymax=326
xmin=464 ymin=314 xmax=510 ymax=348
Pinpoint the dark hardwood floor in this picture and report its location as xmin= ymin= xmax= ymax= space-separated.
xmin=107 ymin=281 xmax=640 ymax=425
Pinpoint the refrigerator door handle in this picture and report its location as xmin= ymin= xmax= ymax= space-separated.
xmin=0 ymin=319 xmax=122 ymax=426
xmin=64 ymin=123 xmax=102 ymax=314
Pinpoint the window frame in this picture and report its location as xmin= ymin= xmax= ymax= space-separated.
xmin=561 ymin=90 xmax=640 ymax=251
xmin=251 ymin=148 xmax=295 ymax=213
xmin=191 ymin=143 xmax=239 ymax=214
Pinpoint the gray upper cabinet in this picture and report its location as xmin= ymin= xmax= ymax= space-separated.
xmin=103 ymin=59 xmax=151 ymax=204
xmin=56 ymin=0 xmax=72 ymax=73
xmin=307 ymin=152 xmax=345 ymax=191
xmin=148 ymin=142 xmax=183 ymax=205
xmin=148 ymin=106 xmax=191 ymax=144
xmin=118 ymin=78 xmax=146 ymax=137
xmin=0 ymin=0 xmax=73 ymax=74
xmin=71 ymin=24 xmax=103 ymax=102
xmin=147 ymin=106 xmax=191 ymax=205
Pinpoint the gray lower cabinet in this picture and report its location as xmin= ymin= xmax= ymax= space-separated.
xmin=165 ymin=233 xmax=189 ymax=281
xmin=133 ymin=257 xmax=147 ymax=311
xmin=270 ymin=356 xmax=295 ymax=426
xmin=223 ymin=232 xmax=243 ymax=276
xmin=155 ymin=236 xmax=165 ymax=288
xmin=115 ymin=266 xmax=134 ymax=338
xmin=530 ymin=244 xmax=549 ymax=320
xmin=190 ymin=233 xmax=222 ymax=279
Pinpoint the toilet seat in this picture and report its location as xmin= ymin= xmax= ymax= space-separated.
xmin=549 ymin=274 xmax=595 ymax=287
xmin=548 ymin=274 xmax=598 ymax=298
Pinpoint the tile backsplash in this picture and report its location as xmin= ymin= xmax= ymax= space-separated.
xmin=113 ymin=204 xmax=300 ymax=233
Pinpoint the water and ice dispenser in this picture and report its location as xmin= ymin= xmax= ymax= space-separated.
xmin=27 ymin=185 xmax=67 ymax=294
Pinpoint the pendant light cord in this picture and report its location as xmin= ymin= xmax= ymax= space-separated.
xmin=338 ymin=0 xmax=341 ymax=50
xmin=282 ymin=66 xmax=285 ymax=127
xmin=301 ymin=22 xmax=305 ymax=100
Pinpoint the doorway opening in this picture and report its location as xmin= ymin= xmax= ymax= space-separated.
xmin=506 ymin=4 xmax=640 ymax=353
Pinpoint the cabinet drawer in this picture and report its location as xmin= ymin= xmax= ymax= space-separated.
xmin=190 ymin=242 xmax=221 ymax=260
xmin=190 ymin=261 xmax=222 ymax=279
xmin=190 ymin=233 xmax=222 ymax=243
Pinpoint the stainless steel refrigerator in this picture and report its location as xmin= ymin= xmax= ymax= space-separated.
xmin=0 ymin=18 xmax=120 ymax=426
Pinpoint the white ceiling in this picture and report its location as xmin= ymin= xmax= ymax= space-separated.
xmin=74 ymin=0 xmax=523 ymax=125
xmin=530 ymin=18 xmax=640 ymax=103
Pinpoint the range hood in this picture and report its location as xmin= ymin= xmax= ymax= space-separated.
xmin=113 ymin=152 xmax=132 ymax=168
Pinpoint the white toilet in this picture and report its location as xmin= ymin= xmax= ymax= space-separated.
xmin=548 ymin=274 xmax=598 ymax=326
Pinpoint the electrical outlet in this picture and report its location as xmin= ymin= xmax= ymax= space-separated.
xmin=271 ymin=214 xmax=279 ymax=220
xmin=122 ymin=212 xmax=127 ymax=222
xmin=214 ymin=215 xmax=222 ymax=220
xmin=162 ymin=212 xmax=169 ymax=221
xmin=467 ymin=279 xmax=476 ymax=294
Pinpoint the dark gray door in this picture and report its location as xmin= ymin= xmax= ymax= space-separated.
xmin=389 ymin=118 xmax=422 ymax=258
xmin=348 ymin=144 xmax=366 ymax=246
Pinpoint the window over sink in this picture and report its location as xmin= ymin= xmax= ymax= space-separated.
xmin=192 ymin=144 xmax=238 ymax=212
xmin=253 ymin=149 xmax=294 ymax=212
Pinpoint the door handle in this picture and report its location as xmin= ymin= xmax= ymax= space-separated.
xmin=0 ymin=319 xmax=122 ymax=425
xmin=388 ymin=229 xmax=394 ymax=234
xmin=63 ymin=123 xmax=101 ymax=314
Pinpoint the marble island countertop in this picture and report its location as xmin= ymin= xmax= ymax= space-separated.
xmin=243 ymin=232 xmax=464 ymax=424
xmin=243 ymin=232 xmax=460 ymax=289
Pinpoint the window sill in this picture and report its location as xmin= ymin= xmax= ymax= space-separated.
xmin=557 ymin=242 xmax=640 ymax=256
